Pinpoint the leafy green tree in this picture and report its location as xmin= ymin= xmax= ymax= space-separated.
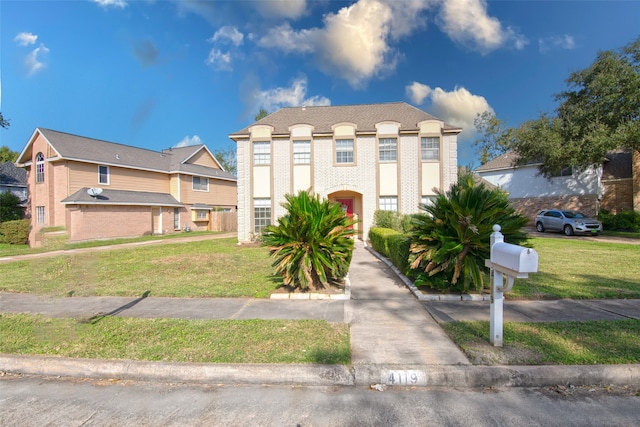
xmin=213 ymin=146 xmax=237 ymax=175
xmin=0 ymin=192 xmax=24 ymax=222
xmin=0 ymin=112 xmax=9 ymax=129
xmin=255 ymin=108 xmax=269 ymax=121
xmin=473 ymin=111 xmax=516 ymax=164
xmin=515 ymin=37 xmax=640 ymax=176
xmin=409 ymin=171 xmax=528 ymax=293
xmin=0 ymin=146 xmax=19 ymax=163
xmin=262 ymin=190 xmax=356 ymax=291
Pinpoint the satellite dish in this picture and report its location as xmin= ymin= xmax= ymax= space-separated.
xmin=87 ymin=188 xmax=103 ymax=197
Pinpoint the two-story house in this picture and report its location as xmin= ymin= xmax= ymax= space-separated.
xmin=16 ymin=128 xmax=237 ymax=246
xmin=229 ymin=102 xmax=461 ymax=243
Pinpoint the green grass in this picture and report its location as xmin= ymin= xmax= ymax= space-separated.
xmin=0 ymin=238 xmax=279 ymax=298
xmin=509 ymin=238 xmax=640 ymax=299
xmin=602 ymin=230 xmax=640 ymax=239
xmin=0 ymin=313 xmax=350 ymax=364
xmin=443 ymin=319 xmax=640 ymax=365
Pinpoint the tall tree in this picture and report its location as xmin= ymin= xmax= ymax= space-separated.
xmin=255 ymin=108 xmax=269 ymax=121
xmin=515 ymin=37 xmax=640 ymax=176
xmin=473 ymin=111 xmax=516 ymax=164
xmin=0 ymin=146 xmax=19 ymax=163
xmin=0 ymin=112 xmax=9 ymax=129
xmin=213 ymin=146 xmax=237 ymax=175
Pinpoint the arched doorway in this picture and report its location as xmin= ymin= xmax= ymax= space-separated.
xmin=329 ymin=190 xmax=363 ymax=240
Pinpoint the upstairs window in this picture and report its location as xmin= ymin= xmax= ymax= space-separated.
xmin=335 ymin=139 xmax=354 ymax=164
xmin=98 ymin=165 xmax=110 ymax=185
xmin=551 ymin=166 xmax=573 ymax=177
xmin=421 ymin=137 xmax=440 ymax=161
xmin=253 ymin=141 xmax=271 ymax=165
xmin=35 ymin=153 xmax=45 ymax=183
xmin=378 ymin=138 xmax=397 ymax=162
xmin=293 ymin=140 xmax=311 ymax=164
xmin=192 ymin=176 xmax=209 ymax=191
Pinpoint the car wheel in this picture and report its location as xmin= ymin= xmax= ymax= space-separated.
xmin=536 ymin=222 xmax=545 ymax=233
xmin=563 ymin=225 xmax=574 ymax=236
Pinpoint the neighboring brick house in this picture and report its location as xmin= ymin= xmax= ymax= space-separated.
xmin=229 ymin=102 xmax=461 ymax=243
xmin=16 ymin=128 xmax=237 ymax=246
xmin=476 ymin=149 xmax=638 ymax=222
xmin=0 ymin=161 xmax=28 ymax=206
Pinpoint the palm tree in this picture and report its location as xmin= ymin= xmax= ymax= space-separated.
xmin=262 ymin=190 xmax=357 ymax=290
xmin=409 ymin=172 xmax=528 ymax=293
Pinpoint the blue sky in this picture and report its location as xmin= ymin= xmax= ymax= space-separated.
xmin=1 ymin=0 xmax=638 ymax=168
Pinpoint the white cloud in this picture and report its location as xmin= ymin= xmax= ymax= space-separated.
xmin=539 ymin=34 xmax=576 ymax=53
xmin=257 ymin=0 xmax=307 ymax=20
xmin=92 ymin=0 xmax=127 ymax=9
xmin=25 ymin=44 xmax=50 ymax=76
xmin=211 ymin=26 xmax=244 ymax=47
xmin=14 ymin=32 xmax=37 ymax=46
xmin=175 ymin=135 xmax=203 ymax=147
xmin=253 ymin=76 xmax=331 ymax=113
xmin=437 ymin=0 xmax=527 ymax=53
xmin=206 ymin=49 xmax=232 ymax=71
xmin=259 ymin=0 xmax=402 ymax=88
xmin=407 ymin=82 xmax=493 ymax=141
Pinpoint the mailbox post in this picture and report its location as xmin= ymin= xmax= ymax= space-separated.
xmin=485 ymin=225 xmax=538 ymax=347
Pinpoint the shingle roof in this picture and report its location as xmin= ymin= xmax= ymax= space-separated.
xmin=0 ymin=162 xmax=27 ymax=186
xmin=61 ymin=187 xmax=182 ymax=207
xmin=229 ymin=102 xmax=462 ymax=137
xmin=29 ymin=129 xmax=236 ymax=181
xmin=475 ymin=151 xmax=522 ymax=172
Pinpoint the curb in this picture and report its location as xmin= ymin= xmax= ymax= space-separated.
xmin=2 ymin=355 xmax=639 ymax=388
xmin=269 ymin=275 xmax=351 ymax=300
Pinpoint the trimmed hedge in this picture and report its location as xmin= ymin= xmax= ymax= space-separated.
xmin=0 ymin=219 xmax=30 ymax=245
xmin=369 ymin=227 xmax=412 ymax=274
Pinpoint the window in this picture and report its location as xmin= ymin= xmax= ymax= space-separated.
xmin=421 ymin=137 xmax=440 ymax=161
xmin=254 ymin=198 xmax=271 ymax=233
xmin=421 ymin=196 xmax=436 ymax=207
xmin=253 ymin=141 xmax=271 ymax=165
xmin=378 ymin=138 xmax=397 ymax=162
xmin=36 ymin=206 xmax=45 ymax=224
xmin=35 ymin=153 xmax=45 ymax=183
xmin=379 ymin=196 xmax=398 ymax=212
xmin=174 ymin=208 xmax=180 ymax=230
xmin=192 ymin=176 xmax=209 ymax=191
xmin=98 ymin=165 xmax=109 ymax=185
xmin=551 ymin=166 xmax=573 ymax=177
xmin=335 ymin=139 xmax=354 ymax=164
xmin=194 ymin=209 xmax=209 ymax=220
xmin=293 ymin=140 xmax=311 ymax=164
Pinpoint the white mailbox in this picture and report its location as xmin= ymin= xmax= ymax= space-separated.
xmin=490 ymin=242 xmax=538 ymax=278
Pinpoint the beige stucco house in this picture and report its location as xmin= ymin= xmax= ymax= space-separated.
xmin=16 ymin=128 xmax=237 ymax=246
xmin=229 ymin=102 xmax=461 ymax=243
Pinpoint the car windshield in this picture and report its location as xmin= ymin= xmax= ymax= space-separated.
xmin=562 ymin=211 xmax=585 ymax=219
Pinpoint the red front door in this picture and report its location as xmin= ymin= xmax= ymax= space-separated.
xmin=335 ymin=198 xmax=354 ymax=228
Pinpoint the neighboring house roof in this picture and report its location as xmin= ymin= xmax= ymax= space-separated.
xmin=61 ymin=187 xmax=183 ymax=207
xmin=229 ymin=102 xmax=462 ymax=137
xmin=0 ymin=161 xmax=27 ymax=187
xmin=475 ymin=151 xmax=522 ymax=172
xmin=17 ymin=128 xmax=236 ymax=181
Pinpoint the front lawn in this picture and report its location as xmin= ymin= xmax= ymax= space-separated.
xmin=0 ymin=313 xmax=350 ymax=364
xmin=0 ymin=238 xmax=279 ymax=298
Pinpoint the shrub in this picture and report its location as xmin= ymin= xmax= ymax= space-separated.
xmin=387 ymin=233 xmax=412 ymax=274
xmin=0 ymin=192 xmax=24 ymax=222
xmin=409 ymin=171 xmax=528 ymax=293
xmin=368 ymin=227 xmax=400 ymax=258
xmin=262 ymin=190 xmax=356 ymax=290
xmin=599 ymin=209 xmax=640 ymax=232
xmin=373 ymin=210 xmax=414 ymax=234
xmin=0 ymin=219 xmax=30 ymax=245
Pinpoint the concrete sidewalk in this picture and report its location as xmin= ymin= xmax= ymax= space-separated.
xmin=1 ymin=239 xmax=639 ymax=388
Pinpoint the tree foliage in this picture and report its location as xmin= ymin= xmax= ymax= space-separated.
xmin=262 ymin=190 xmax=356 ymax=291
xmin=473 ymin=111 xmax=516 ymax=164
xmin=212 ymin=146 xmax=237 ymax=175
xmin=517 ymin=37 xmax=640 ymax=176
xmin=0 ymin=192 xmax=24 ymax=222
xmin=255 ymin=108 xmax=269 ymax=121
xmin=409 ymin=171 xmax=528 ymax=293
xmin=0 ymin=112 xmax=9 ymax=129
xmin=0 ymin=146 xmax=19 ymax=163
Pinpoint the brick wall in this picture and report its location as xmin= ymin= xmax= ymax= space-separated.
xmin=601 ymin=179 xmax=633 ymax=214
xmin=67 ymin=205 xmax=153 ymax=242
xmin=634 ymin=150 xmax=640 ymax=211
